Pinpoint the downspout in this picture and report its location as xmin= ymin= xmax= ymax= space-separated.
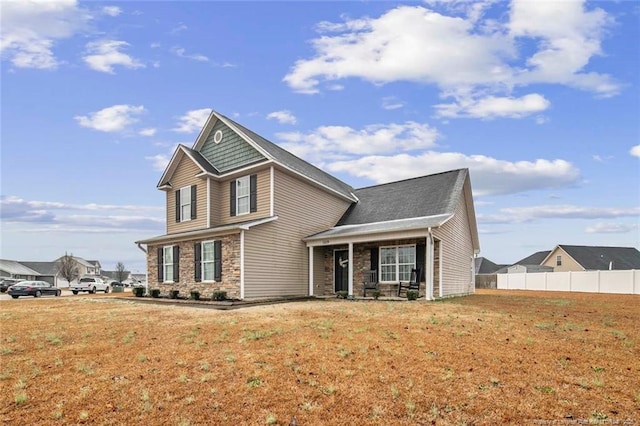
xmin=240 ymin=230 xmax=245 ymax=300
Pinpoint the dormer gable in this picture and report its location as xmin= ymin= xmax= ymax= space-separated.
xmin=157 ymin=145 xmax=218 ymax=190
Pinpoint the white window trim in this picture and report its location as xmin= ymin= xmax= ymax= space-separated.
xmin=179 ymin=186 xmax=192 ymax=222
xmin=379 ymin=244 xmax=416 ymax=283
xmin=201 ymin=240 xmax=218 ymax=282
xmin=163 ymin=245 xmax=174 ymax=283
xmin=236 ymin=176 xmax=250 ymax=216
xmin=556 ymin=255 xmax=562 ymax=266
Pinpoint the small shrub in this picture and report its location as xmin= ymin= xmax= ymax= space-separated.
xmin=212 ymin=291 xmax=227 ymax=301
xmin=132 ymin=287 xmax=144 ymax=297
xmin=170 ymin=290 xmax=179 ymax=299
xmin=371 ymin=290 xmax=382 ymax=300
xmin=190 ymin=291 xmax=200 ymax=301
xmin=151 ymin=289 xmax=161 ymax=298
xmin=406 ymin=290 xmax=419 ymax=301
xmin=336 ymin=290 xmax=348 ymax=299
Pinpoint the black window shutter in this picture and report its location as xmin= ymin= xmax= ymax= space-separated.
xmin=416 ymin=243 xmax=426 ymax=282
xmin=173 ymin=245 xmax=180 ymax=281
xmin=214 ymin=241 xmax=222 ymax=282
xmin=191 ymin=185 xmax=197 ymax=220
xmin=250 ymin=174 xmax=257 ymax=213
xmin=175 ymin=190 xmax=181 ymax=222
xmin=229 ymin=181 xmax=236 ymax=216
xmin=370 ymin=248 xmax=378 ymax=275
xmin=194 ymin=243 xmax=202 ymax=282
xmin=157 ymin=247 xmax=163 ymax=282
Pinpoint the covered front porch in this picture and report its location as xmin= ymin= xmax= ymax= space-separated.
xmin=306 ymin=234 xmax=442 ymax=301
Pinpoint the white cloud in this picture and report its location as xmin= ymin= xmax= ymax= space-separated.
xmin=146 ymin=154 xmax=171 ymax=171
xmin=276 ymin=121 xmax=439 ymax=164
xmin=83 ymin=39 xmax=144 ymax=73
xmin=435 ymin=93 xmax=550 ymax=119
xmin=382 ymin=97 xmax=405 ymax=110
xmin=170 ymin=23 xmax=188 ymax=34
xmin=328 ymin=152 xmax=579 ymax=196
xmin=267 ymin=110 xmax=297 ymax=125
xmin=74 ymin=104 xmax=146 ymax=132
xmin=478 ymin=205 xmax=640 ymax=224
xmin=283 ymin=1 xmax=619 ymax=116
xmin=630 ymin=145 xmax=640 ymax=158
xmin=0 ymin=195 xmax=164 ymax=231
xmin=171 ymin=47 xmax=209 ymax=62
xmin=585 ymin=223 xmax=638 ymax=234
xmin=139 ymin=128 xmax=157 ymax=137
xmin=102 ymin=6 xmax=121 ymax=17
xmin=173 ymin=108 xmax=212 ymax=133
xmin=0 ymin=0 xmax=91 ymax=69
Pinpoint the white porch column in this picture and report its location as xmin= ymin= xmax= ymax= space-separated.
xmin=308 ymin=246 xmax=314 ymax=296
xmin=426 ymin=234 xmax=433 ymax=300
xmin=348 ymin=242 xmax=354 ymax=296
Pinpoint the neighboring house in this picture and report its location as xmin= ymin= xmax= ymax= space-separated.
xmin=52 ymin=255 xmax=101 ymax=276
xmin=102 ymin=270 xmax=132 ymax=282
xmin=135 ymin=110 xmax=480 ymax=300
xmin=513 ymin=250 xmax=551 ymax=267
xmin=506 ymin=264 xmax=553 ymax=274
xmin=0 ymin=259 xmax=41 ymax=280
xmin=541 ymin=245 xmax=640 ymax=272
xmin=474 ymin=257 xmax=507 ymax=289
xmin=20 ymin=261 xmax=64 ymax=286
xmin=128 ymin=273 xmax=147 ymax=285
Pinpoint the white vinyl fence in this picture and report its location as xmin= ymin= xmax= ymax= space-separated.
xmin=497 ymin=270 xmax=640 ymax=295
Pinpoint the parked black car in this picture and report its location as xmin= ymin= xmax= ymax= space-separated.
xmin=7 ymin=281 xmax=61 ymax=299
xmin=0 ymin=278 xmax=22 ymax=293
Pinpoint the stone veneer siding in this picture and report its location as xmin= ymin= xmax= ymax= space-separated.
xmin=147 ymin=233 xmax=241 ymax=299
xmin=322 ymin=238 xmax=429 ymax=297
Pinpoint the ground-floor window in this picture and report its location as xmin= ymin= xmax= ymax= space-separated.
xmin=162 ymin=245 xmax=174 ymax=282
xmin=380 ymin=245 xmax=415 ymax=282
xmin=195 ymin=240 xmax=222 ymax=282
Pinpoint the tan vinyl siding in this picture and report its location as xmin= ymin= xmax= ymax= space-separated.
xmin=243 ymin=168 xmax=351 ymax=299
xmin=166 ymin=156 xmax=207 ymax=234
xmin=219 ymin=167 xmax=271 ymax=225
xmin=542 ymin=247 xmax=584 ymax=272
xmin=433 ymin=179 xmax=474 ymax=297
xmin=209 ymin=179 xmax=221 ymax=226
xmin=312 ymin=246 xmax=326 ymax=296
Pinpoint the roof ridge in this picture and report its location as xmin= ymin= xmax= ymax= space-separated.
xmin=354 ymin=168 xmax=467 ymax=191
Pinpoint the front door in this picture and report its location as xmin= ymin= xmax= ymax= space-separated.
xmin=334 ymin=250 xmax=349 ymax=293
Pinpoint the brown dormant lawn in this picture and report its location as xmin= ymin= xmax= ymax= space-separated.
xmin=1 ymin=290 xmax=638 ymax=425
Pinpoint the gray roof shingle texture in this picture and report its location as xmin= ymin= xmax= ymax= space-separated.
xmin=19 ymin=261 xmax=59 ymax=276
xmin=514 ymin=250 xmax=551 ymax=266
xmin=560 ymin=245 xmax=640 ymax=270
xmin=475 ymin=257 xmax=506 ymax=274
xmin=337 ymin=169 xmax=467 ymax=226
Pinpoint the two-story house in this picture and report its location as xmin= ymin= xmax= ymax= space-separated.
xmin=135 ymin=110 xmax=480 ymax=300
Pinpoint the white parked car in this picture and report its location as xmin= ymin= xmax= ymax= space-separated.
xmin=70 ymin=277 xmax=110 ymax=294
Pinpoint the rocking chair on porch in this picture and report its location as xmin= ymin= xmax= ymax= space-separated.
xmin=362 ymin=270 xmax=378 ymax=297
xmin=398 ymin=268 xmax=421 ymax=297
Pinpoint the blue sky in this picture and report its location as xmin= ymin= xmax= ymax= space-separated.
xmin=1 ymin=0 xmax=639 ymax=273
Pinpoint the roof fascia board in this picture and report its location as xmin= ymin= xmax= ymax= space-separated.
xmin=195 ymin=159 xmax=274 ymax=180
xmin=135 ymin=216 xmax=278 ymax=245
xmin=305 ymin=229 xmax=431 ymax=247
xmin=156 ymin=146 xmax=186 ymax=188
xmin=311 ymin=213 xmax=453 ymax=234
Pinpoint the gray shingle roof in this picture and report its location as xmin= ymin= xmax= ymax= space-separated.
xmin=337 ymin=169 xmax=468 ymax=226
xmin=182 ymin=146 xmax=220 ymax=175
xmin=220 ymin=114 xmax=356 ymax=201
xmin=0 ymin=260 xmax=42 ymax=276
xmin=20 ymin=261 xmax=59 ymax=275
xmin=559 ymin=245 xmax=640 ymax=270
xmin=475 ymin=257 xmax=506 ymax=274
xmin=514 ymin=250 xmax=551 ymax=266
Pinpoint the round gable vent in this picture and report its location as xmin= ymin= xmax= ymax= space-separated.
xmin=213 ymin=130 xmax=223 ymax=144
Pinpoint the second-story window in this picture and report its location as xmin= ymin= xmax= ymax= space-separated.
xmin=236 ymin=176 xmax=250 ymax=215
xmin=176 ymin=185 xmax=197 ymax=222
xmin=556 ymin=255 xmax=562 ymax=266
xmin=230 ymin=174 xmax=257 ymax=217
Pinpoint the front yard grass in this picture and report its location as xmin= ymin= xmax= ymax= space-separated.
xmin=0 ymin=290 xmax=638 ymax=424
